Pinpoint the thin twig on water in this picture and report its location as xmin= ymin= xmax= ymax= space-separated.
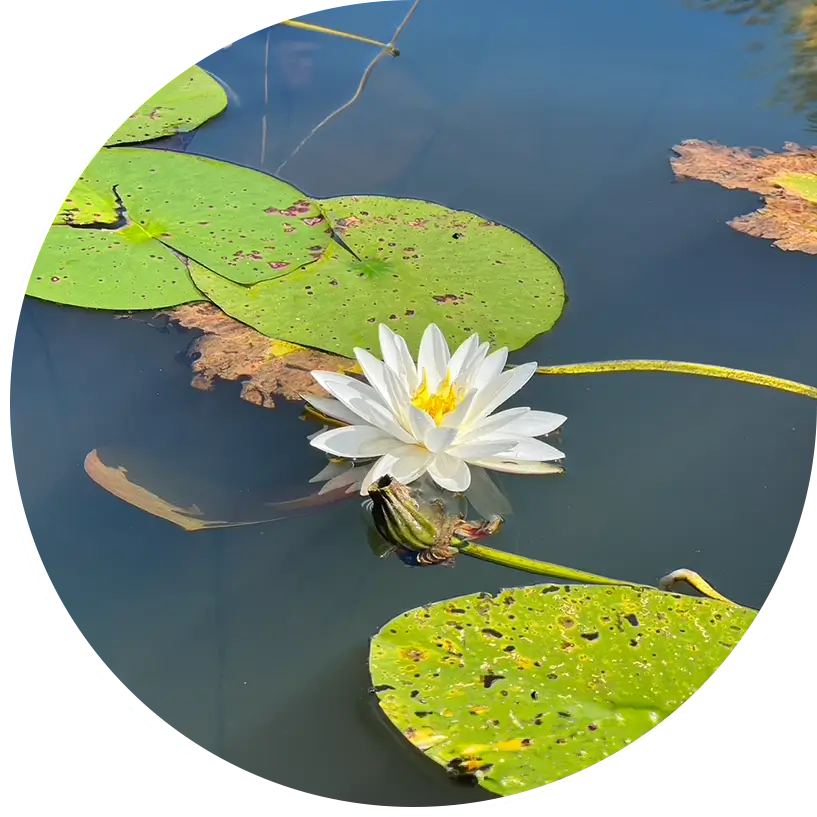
xmin=281 ymin=19 xmax=394 ymax=52
xmin=275 ymin=0 xmax=422 ymax=174
xmin=261 ymin=28 xmax=271 ymax=164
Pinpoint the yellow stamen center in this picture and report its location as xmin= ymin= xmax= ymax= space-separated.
xmin=411 ymin=371 xmax=464 ymax=425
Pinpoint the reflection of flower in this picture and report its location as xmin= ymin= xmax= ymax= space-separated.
xmin=308 ymin=458 xmax=370 ymax=495
xmin=305 ymin=323 xmax=566 ymax=495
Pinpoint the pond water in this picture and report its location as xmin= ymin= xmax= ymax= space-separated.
xmin=11 ymin=0 xmax=817 ymax=806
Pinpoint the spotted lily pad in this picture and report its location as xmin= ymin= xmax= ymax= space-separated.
xmin=105 ymin=65 xmax=227 ymax=147
xmin=369 ymin=584 xmax=755 ymax=796
xmin=28 ymin=223 xmax=203 ymax=310
xmin=29 ymin=147 xmax=336 ymax=308
xmin=54 ymin=177 xmax=120 ymax=226
xmin=74 ymin=147 xmax=332 ymax=285
xmin=191 ymin=195 xmax=565 ymax=355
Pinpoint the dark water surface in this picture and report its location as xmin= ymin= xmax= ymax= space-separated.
xmin=11 ymin=0 xmax=817 ymax=806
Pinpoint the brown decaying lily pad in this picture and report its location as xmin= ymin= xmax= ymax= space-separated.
xmin=168 ymin=302 xmax=357 ymax=408
xmin=670 ymin=139 xmax=817 ymax=254
xmin=84 ymin=449 xmax=226 ymax=531
xmin=84 ymin=449 xmax=357 ymax=531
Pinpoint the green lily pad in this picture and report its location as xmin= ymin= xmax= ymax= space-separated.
xmin=191 ymin=195 xmax=565 ymax=355
xmin=89 ymin=147 xmax=332 ymax=285
xmin=369 ymin=584 xmax=755 ymax=797
xmin=28 ymin=223 xmax=203 ymax=310
xmin=105 ymin=65 xmax=227 ymax=147
xmin=54 ymin=177 xmax=120 ymax=226
xmin=30 ymin=147 xmax=336 ymax=309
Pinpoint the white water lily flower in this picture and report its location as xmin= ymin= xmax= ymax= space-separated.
xmin=305 ymin=324 xmax=566 ymax=495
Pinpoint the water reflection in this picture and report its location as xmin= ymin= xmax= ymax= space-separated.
xmin=186 ymin=21 xmax=442 ymax=192
xmin=691 ymin=0 xmax=817 ymax=130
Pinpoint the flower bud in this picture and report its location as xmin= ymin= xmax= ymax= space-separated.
xmin=367 ymin=475 xmax=439 ymax=550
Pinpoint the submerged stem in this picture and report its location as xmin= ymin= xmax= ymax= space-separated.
xmin=275 ymin=0 xmax=422 ymax=173
xmin=535 ymin=359 xmax=817 ymax=399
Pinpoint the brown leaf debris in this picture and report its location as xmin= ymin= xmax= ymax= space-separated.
xmin=670 ymin=139 xmax=817 ymax=254
xmin=168 ymin=302 xmax=357 ymax=408
xmin=84 ymin=449 xmax=226 ymax=531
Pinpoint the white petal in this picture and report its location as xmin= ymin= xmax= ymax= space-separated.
xmin=306 ymin=424 xmax=330 ymax=441
xmin=448 ymin=439 xmax=519 ymax=460
xmin=423 ymin=426 xmax=458 ymax=453
xmin=464 ymin=362 xmax=538 ymax=426
xmin=471 ymin=347 xmax=509 ymax=391
xmin=439 ymin=389 xmax=477 ymax=430
xmin=465 ymin=466 xmax=513 ymax=518
xmin=388 ymin=445 xmax=434 ymax=483
xmin=498 ymin=410 xmax=567 ymax=438
xmin=447 ymin=334 xmax=480 ymax=381
xmin=500 ymin=436 xmax=565 ymax=461
xmin=468 ymin=457 xmax=564 ymax=475
xmin=353 ymin=348 xmax=398 ymax=414
xmin=417 ymin=323 xmax=450 ymax=391
xmin=311 ymin=371 xmax=387 ymax=411
xmin=455 ymin=406 xmax=530 ymax=442
xmin=379 ymin=324 xmax=418 ymax=395
xmin=427 ymin=453 xmax=471 ymax=492
xmin=407 ymin=405 xmax=436 ymax=442
xmin=303 ymin=395 xmax=364 ymax=426
xmin=380 ymin=364 xmax=415 ymax=427
xmin=311 ymin=372 xmax=415 ymax=445
xmin=457 ymin=342 xmax=491 ymax=390
xmin=309 ymin=426 xmax=403 ymax=458
xmin=360 ymin=453 xmax=401 ymax=494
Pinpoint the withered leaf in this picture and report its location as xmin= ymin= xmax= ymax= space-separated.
xmin=670 ymin=139 xmax=817 ymax=254
xmin=84 ymin=449 xmax=228 ymax=531
xmin=84 ymin=449 xmax=356 ymax=532
xmin=167 ymin=302 xmax=358 ymax=408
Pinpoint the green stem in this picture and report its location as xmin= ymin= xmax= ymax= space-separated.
xmin=458 ymin=543 xmax=741 ymax=606
xmin=458 ymin=542 xmax=642 ymax=587
xmin=535 ymin=359 xmax=817 ymax=399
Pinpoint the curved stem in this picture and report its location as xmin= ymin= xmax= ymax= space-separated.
xmin=535 ymin=360 xmax=817 ymax=399
xmin=275 ymin=0 xmax=422 ymax=174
